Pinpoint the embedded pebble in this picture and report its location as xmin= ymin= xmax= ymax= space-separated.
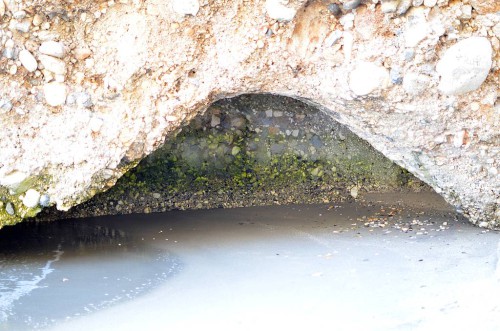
xmin=89 ymin=117 xmax=104 ymax=132
xmin=39 ymin=55 xmax=67 ymax=75
xmin=15 ymin=21 xmax=30 ymax=33
xmin=381 ymin=0 xmax=399 ymax=13
xmin=172 ymin=0 xmax=199 ymax=16
xmin=327 ymin=3 xmax=342 ymax=17
xmin=0 ymin=99 xmax=13 ymax=113
xmin=44 ymin=82 xmax=68 ymax=106
xmin=39 ymin=194 xmax=51 ymax=207
xmin=5 ymin=202 xmax=14 ymax=216
xmin=436 ymin=37 xmax=492 ymax=95
xmin=349 ymin=62 xmax=390 ymax=96
xmin=343 ymin=0 xmax=362 ymax=10
xmin=396 ymin=0 xmax=412 ymax=15
xmin=19 ymin=49 xmax=38 ymax=72
xmin=39 ymin=41 xmax=66 ymax=58
xmin=22 ymin=189 xmax=40 ymax=208
xmin=265 ymin=0 xmax=296 ymax=21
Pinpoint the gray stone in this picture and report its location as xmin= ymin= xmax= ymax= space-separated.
xmin=5 ymin=202 xmax=14 ymax=215
xmin=343 ymin=0 xmax=362 ymax=10
xmin=436 ymin=37 xmax=492 ymax=95
xmin=39 ymin=194 xmax=51 ymax=207
xmin=0 ymin=99 xmax=12 ymax=113
xmin=390 ymin=66 xmax=403 ymax=84
xmin=327 ymin=3 xmax=342 ymax=17
xmin=3 ymin=48 xmax=14 ymax=59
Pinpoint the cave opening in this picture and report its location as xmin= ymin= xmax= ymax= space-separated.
xmin=38 ymin=93 xmax=430 ymax=220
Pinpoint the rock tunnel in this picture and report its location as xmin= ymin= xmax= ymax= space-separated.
xmin=36 ymin=93 xmax=431 ymax=220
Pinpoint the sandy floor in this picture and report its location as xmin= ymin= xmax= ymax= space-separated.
xmin=2 ymin=192 xmax=500 ymax=331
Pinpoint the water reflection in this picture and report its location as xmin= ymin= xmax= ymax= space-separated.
xmin=0 ymin=219 xmax=179 ymax=331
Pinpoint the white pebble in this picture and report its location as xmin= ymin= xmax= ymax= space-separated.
xmin=39 ymin=41 xmax=66 ymax=58
xmin=22 ymin=189 xmax=40 ymax=208
xmin=19 ymin=49 xmax=38 ymax=72
xmin=436 ymin=37 xmax=492 ymax=95
xmin=44 ymin=82 xmax=67 ymax=106
xmin=349 ymin=62 xmax=390 ymax=96
xmin=265 ymin=0 xmax=296 ymax=21
xmin=172 ymin=0 xmax=199 ymax=16
xmin=39 ymin=55 xmax=66 ymax=75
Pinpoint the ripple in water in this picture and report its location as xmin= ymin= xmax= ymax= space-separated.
xmin=0 ymin=219 xmax=180 ymax=330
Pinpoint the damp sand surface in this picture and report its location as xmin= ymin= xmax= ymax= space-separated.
xmin=2 ymin=192 xmax=500 ymax=331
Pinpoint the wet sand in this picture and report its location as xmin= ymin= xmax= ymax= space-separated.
xmin=2 ymin=192 xmax=500 ymax=330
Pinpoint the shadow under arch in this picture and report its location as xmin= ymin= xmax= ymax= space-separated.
xmin=35 ymin=93 xmax=433 ymax=221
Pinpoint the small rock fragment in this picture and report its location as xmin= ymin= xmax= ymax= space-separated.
xmin=44 ymin=82 xmax=67 ymax=106
xmin=39 ymin=41 xmax=66 ymax=58
xmin=396 ymin=0 xmax=413 ymax=15
xmin=350 ymin=186 xmax=359 ymax=199
xmin=74 ymin=47 xmax=92 ymax=60
xmin=19 ymin=49 xmax=38 ymax=72
xmin=265 ymin=0 xmax=296 ymax=21
xmin=381 ymin=0 xmax=399 ymax=13
xmin=22 ymin=189 xmax=41 ymax=208
xmin=436 ymin=37 xmax=492 ymax=95
xmin=39 ymin=55 xmax=66 ymax=75
xmin=343 ymin=0 xmax=362 ymax=10
xmin=327 ymin=3 xmax=342 ymax=17
xmin=172 ymin=0 xmax=199 ymax=16
xmin=39 ymin=194 xmax=50 ymax=207
xmin=349 ymin=62 xmax=390 ymax=96
xmin=5 ymin=202 xmax=14 ymax=216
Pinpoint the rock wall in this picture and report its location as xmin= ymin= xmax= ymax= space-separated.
xmin=0 ymin=0 xmax=498 ymax=228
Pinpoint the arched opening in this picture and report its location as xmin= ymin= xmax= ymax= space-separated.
xmin=37 ymin=94 xmax=430 ymax=220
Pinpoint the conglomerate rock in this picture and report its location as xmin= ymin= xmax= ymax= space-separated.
xmin=0 ymin=0 xmax=498 ymax=227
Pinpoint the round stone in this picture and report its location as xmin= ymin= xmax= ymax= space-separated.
xmin=19 ymin=49 xmax=38 ymax=72
xmin=39 ymin=194 xmax=51 ymax=207
xmin=436 ymin=37 xmax=492 ymax=95
xmin=44 ymin=82 xmax=67 ymax=106
xmin=349 ymin=62 xmax=390 ymax=96
xmin=5 ymin=202 xmax=14 ymax=215
xmin=22 ymin=189 xmax=41 ymax=208
xmin=39 ymin=41 xmax=66 ymax=58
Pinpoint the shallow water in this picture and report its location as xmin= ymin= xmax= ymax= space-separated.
xmin=1 ymin=192 xmax=500 ymax=331
xmin=0 ymin=221 xmax=179 ymax=330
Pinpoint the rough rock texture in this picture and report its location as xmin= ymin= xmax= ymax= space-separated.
xmin=0 ymin=0 xmax=498 ymax=228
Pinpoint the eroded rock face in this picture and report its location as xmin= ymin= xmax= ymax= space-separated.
xmin=0 ymin=0 xmax=498 ymax=228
